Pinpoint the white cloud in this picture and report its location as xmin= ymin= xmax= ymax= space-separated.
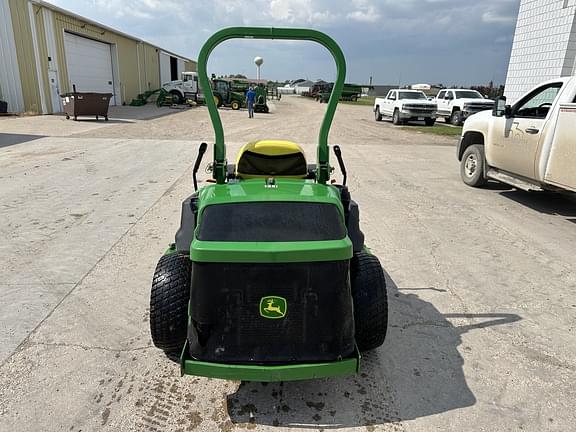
xmin=482 ymin=10 xmax=515 ymax=24
xmin=47 ymin=0 xmax=520 ymax=85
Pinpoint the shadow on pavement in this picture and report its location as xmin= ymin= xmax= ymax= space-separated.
xmin=0 ymin=133 xmax=46 ymax=149
xmin=226 ymin=271 xmax=521 ymax=429
xmin=499 ymin=190 xmax=576 ymax=223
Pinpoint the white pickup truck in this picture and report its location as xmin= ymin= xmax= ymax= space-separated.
xmin=374 ymin=89 xmax=437 ymax=126
xmin=458 ymin=77 xmax=576 ymax=192
xmin=435 ymin=89 xmax=494 ymax=125
xmin=162 ymin=71 xmax=199 ymax=104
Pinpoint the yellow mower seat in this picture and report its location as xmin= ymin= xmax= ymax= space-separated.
xmin=235 ymin=140 xmax=308 ymax=179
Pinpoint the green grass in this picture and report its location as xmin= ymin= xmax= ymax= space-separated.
xmin=401 ymin=124 xmax=462 ymax=137
xmin=340 ymin=96 xmax=375 ymax=106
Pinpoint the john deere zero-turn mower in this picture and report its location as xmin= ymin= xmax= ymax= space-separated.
xmin=149 ymin=27 xmax=388 ymax=382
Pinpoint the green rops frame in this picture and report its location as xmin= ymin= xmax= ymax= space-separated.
xmin=197 ymin=27 xmax=347 ymax=185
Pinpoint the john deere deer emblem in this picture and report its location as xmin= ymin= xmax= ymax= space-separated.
xmin=259 ymin=296 xmax=287 ymax=319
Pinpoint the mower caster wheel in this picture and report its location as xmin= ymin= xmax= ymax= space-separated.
xmin=351 ymin=251 xmax=388 ymax=351
xmin=150 ymin=253 xmax=191 ymax=353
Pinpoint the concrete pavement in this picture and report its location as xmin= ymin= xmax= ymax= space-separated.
xmin=0 ymin=98 xmax=575 ymax=431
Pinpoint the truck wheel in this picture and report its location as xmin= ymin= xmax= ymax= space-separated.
xmin=451 ymin=110 xmax=463 ymax=126
xmin=425 ymin=118 xmax=435 ymax=126
xmin=351 ymin=251 xmax=388 ymax=352
xmin=231 ymin=100 xmax=240 ymax=110
xmin=150 ymin=253 xmax=191 ymax=353
xmin=392 ymin=109 xmax=402 ymax=125
xmin=170 ymin=91 xmax=182 ymax=105
xmin=461 ymin=144 xmax=487 ymax=187
xmin=375 ymin=107 xmax=382 ymax=121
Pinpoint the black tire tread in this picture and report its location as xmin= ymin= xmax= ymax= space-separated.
xmin=150 ymin=253 xmax=191 ymax=353
xmin=460 ymin=144 xmax=487 ymax=187
xmin=351 ymin=251 xmax=388 ymax=351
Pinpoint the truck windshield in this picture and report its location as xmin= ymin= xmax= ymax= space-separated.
xmin=455 ymin=91 xmax=483 ymax=99
xmin=398 ymin=92 xmax=427 ymax=100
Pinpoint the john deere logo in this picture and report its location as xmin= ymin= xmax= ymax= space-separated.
xmin=259 ymin=296 xmax=287 ymax=319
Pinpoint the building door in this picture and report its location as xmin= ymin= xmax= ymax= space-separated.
xmin=48 ymin=69 xmax=61 ymax=112
xmin=64 ymin=32 xmax=116 ymax=105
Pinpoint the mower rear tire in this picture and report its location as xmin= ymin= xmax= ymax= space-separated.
xmin=150 ymin=253 xmax=191 ymax=353
xmin=351 ymin=251 xmax=388 ymax=351
xmin=231 ymin=100 xmax=240 ymax=110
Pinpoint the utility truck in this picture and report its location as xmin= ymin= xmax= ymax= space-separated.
xmin=374 ymin=89 xmax=437 ymax=126
xmin=458 ymin=77 xmax=576 ymax=192
xmin=435 ymin=89 xmax=494 ymax=125
xmin=162 ymin=71 xmax=199 ymax=104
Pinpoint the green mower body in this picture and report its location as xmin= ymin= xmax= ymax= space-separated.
xmin=149 ymin=27 xmax=388 ymax=382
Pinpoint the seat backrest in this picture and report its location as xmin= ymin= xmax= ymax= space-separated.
xmin=235 ymin=140 xmax=308 ymax=179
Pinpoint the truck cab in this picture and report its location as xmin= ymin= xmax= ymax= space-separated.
xmin=435 ymin=89 xmax=494 ymax=126
xmin=162 ymin=71 xmax=199 ymax=104
xmin=458 ymin=77 xmax=576 ymax=192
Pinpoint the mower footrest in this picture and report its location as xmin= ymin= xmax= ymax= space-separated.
xmin=180 ymin=341 xmax=360 ymax=382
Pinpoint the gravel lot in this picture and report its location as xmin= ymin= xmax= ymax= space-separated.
xmin=0 ymin=96 xmax=575 ymax=431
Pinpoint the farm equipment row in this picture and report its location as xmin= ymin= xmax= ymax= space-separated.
xmin=304 ymin=82 xmax=363 ymax=102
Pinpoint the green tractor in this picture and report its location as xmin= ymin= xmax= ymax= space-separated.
xmin=318 ymin=83 xmax=363 ymax=103
xmin=211 ymin=78 xmax=245 ymax=110
xmin=253 ymin=84 xmax=270 ymax=113
xmin=149 ymin=27 xmax=388 ymax=382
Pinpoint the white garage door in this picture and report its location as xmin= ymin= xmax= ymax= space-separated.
xmin=159 ymin=52 xmax=171 ymax=85
xmin=64 ymin=32 xmax=116 ymax=105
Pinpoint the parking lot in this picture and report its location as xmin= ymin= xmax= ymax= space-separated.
xmin=1 ymin=95 xmax=575 ymax=431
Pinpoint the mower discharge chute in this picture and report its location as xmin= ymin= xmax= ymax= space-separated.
xmin=149 ymin=27 xmax=388 ymax=382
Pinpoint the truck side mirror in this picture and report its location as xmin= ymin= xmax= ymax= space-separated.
xmin=492 ymin=96 xmax=510 ymax=117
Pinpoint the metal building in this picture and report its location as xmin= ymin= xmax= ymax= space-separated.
xmin=0 ymin=0 xmax=196 ymax=114
xmin=504 ymin=0 xmax=576 ymax=103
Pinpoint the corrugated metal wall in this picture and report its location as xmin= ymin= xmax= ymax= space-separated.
xmin=8 ymin=0 xmax=42 ymax=113
xmin=52 ymin=12 xmax=138 ymax=104
xmin=32 ymin=3 xmax=52 ymax=112
xmin=4 ymin=1 xmax=197 ymax=113
xmin=0 ymin=0 xmax=25 ymax=112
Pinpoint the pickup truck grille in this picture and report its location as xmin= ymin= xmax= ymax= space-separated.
xmin=403 ymin=104 xmax=437 ymax=114
xmin=465 ymin=103 xmax=494 ymax=112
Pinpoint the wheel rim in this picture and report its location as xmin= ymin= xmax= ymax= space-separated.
xmin=464 ymin=154 xmax=477 ymax=177
xmin=214 ymin=96 xmax=219 ymax=105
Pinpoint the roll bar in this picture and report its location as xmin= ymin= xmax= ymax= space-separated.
xmin=197 ymin=27 xmax=347 ymax=184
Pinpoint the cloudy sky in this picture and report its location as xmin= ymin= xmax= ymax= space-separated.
xmin=48 ymin=0 xmax=520 ymax=86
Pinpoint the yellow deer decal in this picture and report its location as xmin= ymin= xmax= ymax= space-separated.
xmin=264 ymin=299 xmax=282 ymax=315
